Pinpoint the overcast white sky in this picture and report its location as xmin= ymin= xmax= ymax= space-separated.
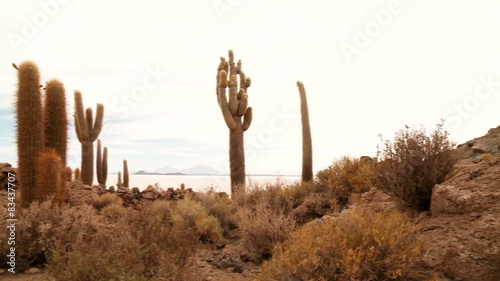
xmin=1 ymin=0 xmax=500 ymax=175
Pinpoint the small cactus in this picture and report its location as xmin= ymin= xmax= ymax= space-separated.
xmin=64 ymin=166 xmax=72 ymax=182
xmin=117 ymin=172 xmax=122 ymax=187
xmin=74 ymin=167 xmax=81 ymax=181
xmin=35 ymin=149 xmax=65 ymax=206
xmin=96 ymin=139 xmax=108 ymax=187
xmin=123 ymin=160 xmax=129 ymax=188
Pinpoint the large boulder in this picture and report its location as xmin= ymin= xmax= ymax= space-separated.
xmin=417 ymin=155 xmax=500 ymax=280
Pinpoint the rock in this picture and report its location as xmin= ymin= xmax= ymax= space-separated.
xmin=215 ymin=242 xmax=226 ymax=250
xmin=359 ymin=187 xmax=404 ymax=213
xmin=216 ymin=257 xmax=234 ymax=270
xmin=416 ymin=155 xmax=500 ymax=281
xmin=131 ymin=187 xmax=142 ymax=199
xmin=25 ymin=267 xmax=41 ymax=274
xmin=142 ymin=191 xmax=158 ymax=200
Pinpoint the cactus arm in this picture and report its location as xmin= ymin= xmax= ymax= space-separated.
xmin=228 ymin=75 xmax=239 ymax=114
xmin=236 ymin=92 xmax=248 ymax=117
xmin=74 ymin=91 xmax=90 ymax=140
xmin=85 ymin=108 xmax=93 ymax=136
xmin=242 ymin=107 xmax=252 ymax=131
xmin=90 ymin=103 xmax=104 ymax=141
xmin=217 ymin=70 xmax=236 ymax=130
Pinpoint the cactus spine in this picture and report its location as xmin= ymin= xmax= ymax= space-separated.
xmin=35 ymin=149 xmax=64 ymax=205
xmin=15 ymin=61 xmax=45 ymax=207
xmin=297 ymin=81 xmax=313 ymax=182
xmin=123 ymin=160 xmax=129 ymax=188
xmin=216 ymin=50 xmax=253 ymax=195
xmin=43 ymin=79 xmax=68 ymax=168
xmin=74 ymin=91 xmax=104 ymax=185
xmin=96 ymin=139 xmax=108 ymax=187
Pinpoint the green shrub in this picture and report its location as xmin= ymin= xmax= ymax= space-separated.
xmin=258 ymin=208 xmax=435 ymax=281
xmin=374 ymin=122 xmax=457 ymax=211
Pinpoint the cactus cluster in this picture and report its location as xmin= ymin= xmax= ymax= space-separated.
xmin=15 ymin=61 xmax=68 ymax=207
xmin=216 ymin=50 xmax=253 ymax=195
xmin=15 ymin=53 xmax=313 ymax=203
xmin=74 ymin=91 xmax=104 ymax=185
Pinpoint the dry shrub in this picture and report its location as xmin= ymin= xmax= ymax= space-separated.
xmin=92 ymin=192 xmax=123 ymax=211
xmin=171 ymin=197 xmax=223 ymax=243
xmin=191 ymin=189 xmax=235 ymax=236
xmin=0 ymin=200 xmax=100 ymax=271
xmin=258 ymin=208 xmax=435 ymax=281
xmin=48 ymin=223 xmax=147 ymax=281
xmin=129 ymin=200 xmax=200 ymax=280
xmin=235 ymin=190 xmax=296 ymax=262
xmin=0 ymin=198 xmax=201 ymax=280
xmin=316 ymin=156 xmax=375 ymax=205
xmin=375 ymin=122 xmax=457 ymax=211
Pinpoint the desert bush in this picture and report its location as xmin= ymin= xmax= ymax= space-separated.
xmin=48 ymin=223 xmax=147 ymax=281
xmin=0 ymin=200 xmax=100 ymax=271
xmin=235 ymin=194 xmax=296 ymax=262
xmin=92 ymin=192 xmax=123 ymax=211
xmin=374 ymin=122 xmax=457 ymax=211
xmin=191 ymin=189 xmax=236 ymax=237
xmin=257 ymin=208 xmax=434 ymax=281
xmin=129 ymin=200 xmax=200 ymax=279
xmin=316 ymin=156 xmax=375 ymax=205
xmin=171 ymin=197 xmax=223 ymax=243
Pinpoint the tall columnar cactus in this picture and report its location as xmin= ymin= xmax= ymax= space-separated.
xmin=216 ymin=50 xmax=253 ymax=195
xmin=44 ymin=79 xmax=68 ymax=168
xmin=96 ymin=139 xmax=108 ymax=187
xmin=74 ymin=91 xmax=104 ymax=185
xmin=35 ymin=149 xmax=65 ymax=206
xmin=123 ymin=160 xmax=129 ymax=188
xmin=15 ymin=61 xmax=45 ymax=207
xmin=297 ymin=81 xmax=313 ymax=182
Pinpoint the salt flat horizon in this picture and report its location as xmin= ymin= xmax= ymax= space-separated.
xmin=101 ymin=174 xmax=302 ymax=194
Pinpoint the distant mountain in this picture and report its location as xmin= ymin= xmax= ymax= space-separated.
xmin=134 ymin=170 xmax=185 ymax=175
xmin=146 ymin=165 xmax=222 ymax=175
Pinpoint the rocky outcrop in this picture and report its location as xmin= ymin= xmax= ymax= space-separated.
xmin=416 ymin=155 xmax=500 ymax=281
xmin=456 ymin=125 xmax=500 ymax=158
